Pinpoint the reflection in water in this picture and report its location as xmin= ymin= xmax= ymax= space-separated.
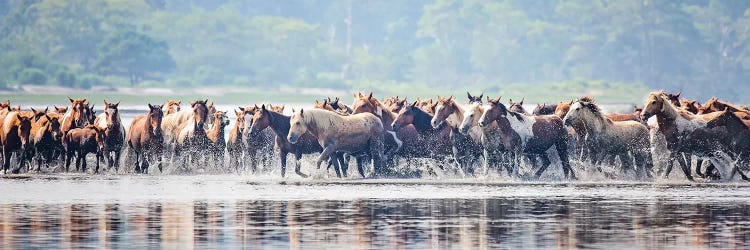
xmin=0 ymin=197 xmax=749 ymax=248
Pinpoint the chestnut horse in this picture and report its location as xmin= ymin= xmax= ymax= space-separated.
xmin=562 ymin=99 xmax=653 ymax=178
xmin=165 ymin=100 xmax=182 ymax=115
xmin=127 ymin=104 xmax=164 ymax=174
xmin=1 ymin=112 xmax=34 ymax=174
xmin=641 ymin=92 xmax=738 ymax=181
xmin=705 ymin=109 xmax=750 ymax=181
xmin=94 ymin=100 xmax=126 ymax=171
xmin=288 ymin=109 xmax=387 ymax=178
xmin=226 ymin=110 xmax=245 ymax=172
xmin=479 ymin=97 xmax=576 ymax=179
xmin=63 ymin=125 xmax=105 ymax=173
xmin=249 ymin=105 xmax=325 ymax=177
xmin=207 ymin=111 xmax=230 ymax=169
xmin=32 ymin=113 xmax=62 ymax=171
xmin=54 ymin=106 xmax=68 ymax=115
xmin=431 ymin=96 xmax=484 ymax=175
xmin=61 ymin=97 xmax=89 ymax=135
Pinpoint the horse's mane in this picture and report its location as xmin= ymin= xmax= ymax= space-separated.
xmin=578 ymin=96 xmax=595 ymax=103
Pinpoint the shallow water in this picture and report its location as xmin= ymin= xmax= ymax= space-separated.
xmin=1 ymin=175 xmax=749 ymax=249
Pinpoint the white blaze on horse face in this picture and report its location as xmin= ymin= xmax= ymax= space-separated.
xmin=505 ymin=113 xmax=535 ymax=147
xmin=432 ymin=104 xmax=445 ymax=127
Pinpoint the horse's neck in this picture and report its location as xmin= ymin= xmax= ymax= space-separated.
xmin=413 ymin=110 xmax=434 ymax=131
xmin=269 ymin=112 xmax=291 ymax=135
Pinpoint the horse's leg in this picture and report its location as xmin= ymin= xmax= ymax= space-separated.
xmin=3 ymin=148 xmax=11 ymax=174
xmin=331 ymin=155 xmax=342 ymax=178
xmin=534 ymin=154 xmax=551 ymax=179
xmin=736 ymin=154 xmax=750 ymax=181
xmin=694 ymin=158 xmax=706 ymax=178
xmin=279 ymin=152 xmax=288 ymax=177
xmin=338 ymin=153 xmax=349 ymax=178
xmin=556 ymin=141 xmax=576 ymax=180
xmin=356 ymin=156 xmax=367 ymax=178
xmin=674 ymin=153 xmax=694 ymax=181
xmin=114 ymin=150 xmax=122 ymax=172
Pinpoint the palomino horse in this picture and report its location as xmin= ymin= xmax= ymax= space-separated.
xmin=241 ymin=105 xmax=276 ymax=173
xmin=127 ymin=104 xmax=164 ymax=174
xmin=288 ymin=109 xmax=387 ymax=178
xmin=392 ymin=101 xmax=453 ymax=174
xmin=165 ymin=100 xmax=182 ymax=115
xmin=32 ymin=112 xmax=62 ymax=171
xmin=175 ymin=100 xmax=211 ymax=169
xmin=63 ymin=125 xmax=105 ymax=173
xmin=61 ymin=97 xmax=89 ymax=135
xmin=249 ymin=105 xmax=325 ymax=177
xmin=533 ymin=103 xmax=557 ymax=115
xmin=705 ymin=109 xmax=750 ymax=181
xmin=226 ymin=110 xmax=245 ymax=172
xmin=94 ymin=100 xmax=126 ymax=171
xmin=641 ymin=92 xmax=739 ymax=181
xmin=431 ymin=96 xmax=484 ymax=175
xmin=459 ymin=93 xmax=513 ymax=176
xmin=562 ymin=99 xmax=653 ymax=178
xmin=207 ymin=111 xmax=230 ymax=169
xmin=1 ymin=111 xmax=34 ymax=174
xmin=479 ymin=97 xmax=576 ymax=179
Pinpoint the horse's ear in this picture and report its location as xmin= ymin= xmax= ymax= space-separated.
xmin=148 ymin=103 xmax=154 ymax=110
xmin=335 ymin=97 xmax=340 ymax=103
xmin=45 ymin=114 xmax=51 ymax=121
xmin=44 ymin=107 xmax=48 ymax=113
xmin=114 ymin=101 xmax=120 ymax=107
xmin=315 ymin=100 xmax=319 ymax=104
xmin=104 ymin=100 xmax=109 ymax=107
xmin=299 ymin=108 xmax=304 ymax=115
xmin=467 ymin=92 xmax=472 ymax=100
xmin=68 ymin=97 xmax=74 ymax=103
xmin=675 ymin=91 xmax=681 ymax=97
xmin=16 ymin=114 xmax=22 ymax=120
xmin=519 ymin=98 xmax=524 ymax=105
xmin=31 ymin=107 xmax=37 ymax=113
xmin=368 ymin=92 xmax=373 ymax=100
xmin=254 ymin=104 xmax=259 ymax=109
xmin=280 ymin=105 xmax=285 ymax=111
xmin=411 ymin=100 xmax=418 ymax=107
xmin=261 ymin=104 xmax=266 ymax=110
xmin=569 ymin=99 xmax=574 ymax=105
xmin=479 ymin=92 xmax=484 ymax=100
xmin=189 ymin=101 xmax=196 ymax=107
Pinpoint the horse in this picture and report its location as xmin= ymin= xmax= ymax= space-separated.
xmin=392 ymin=101 xmax=453 ymax=174
xmin=206 ymin=111 xmax=230 ymax=169
xmin=161 ymin=100 xmax=215 ymax=157
xmin=416 ymin=98 xmax=437 ymax=115
xmin=288 ymin=108 xmax=387 ymax=178
xmin=249 ymin=105 xmax=326 ymax=177
xmin=94 ymin=100 xmax=126 ymax=171
xmin=641 ymin=91 xmax=739 ymax=181
xmin=127 ymin=104 xmax=164 ymax=174
xmin=680 ymin=99 xmax=701 ymax=114
xmin=1 ymin=112 xmax=34 ymax=174
xmin=314 ymin=99 xmax=349 ymax=116
xmin=479 ymin=97 xmax=576 ymax=179
xmin=54 ymin=106 xmax=68 ymax=115
xmin=63 ymin=125 xmax=105 ymax=173
xmin=606 ymin=106 xmax=644 ymax=122
xmin=174 ymin=100 xmax=211 ymax=170
xmin=226 ymin=110 xmax=245 ymax=172
xmin=698 ymin=97 xmax=750 ymax=117
xmin=241 ymin=105 xmax=276 ymax=173
xmin=326 ymin=97 xmax=353 ymax=114
xmin=32 ymin=112 xmax=62 ymax=172
xmin=533 ymin=103 xmax=557 ymax=115
xmin=459 ymin=94 xmax=513 ymax=176
xmin=431 ymin=96 xmax=484 ymax=175
xmin=705 ymin=109 xmax=750 ymax=181
xmin=165 ymin=100 xmax=182 ymax=115
xmin=508 ymin=98 xmax=529 ymax=115
xmin=562 ymin=99 xmax=653 ymax=179
xmin=61 ymin=97 xmax=89 ymax=135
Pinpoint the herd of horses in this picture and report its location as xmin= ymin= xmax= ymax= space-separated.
xmin=1 ymin=90 xmax=749 ymax=182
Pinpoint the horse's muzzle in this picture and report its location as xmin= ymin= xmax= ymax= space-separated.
xmin=640 ymin=113 xmax=651 ymax=121
xmin=288 ymin=133 xmax=299 ymax=144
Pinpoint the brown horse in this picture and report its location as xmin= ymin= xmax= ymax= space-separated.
xmin=479 ymin=97 xmax=576 ymax=179
xmin=207 ymin=111 xmax=230 ymax=168
xmin=642 ymin=92 xmax=739 ymax=181
xmin=562 ymin=99 xmax=653 ymax=178
xmin=705 ymin=109 xmax=750 ymax=181
xmin=175 ymin=100 xmax=211 ymax=169
xmin=606 ymin=106 xmax=643 ymax=122
xmin=32 ymin=112 xmax=62 ymax=171
xmin=94 ymin=100 xmax=126 ymax=171
xmin=63 ymin=125 xmax=105 ymax=173
xmin=1 ymin=112 xmax=34 ymax=174
xmin=165 ymin=100 xmax=182 ymax=115
xmin=431 ymin=96 xmax=484 ymax=175
xmin=240 ymin=105 xmax=276 ymax=173
xmin=249 ymin=105 xmax=325 ymax=177
xmin=533 ymin=103 xmax=557 ymax=115
xmin=698 ymin=97 xmax=750 ymax=118
xmin=314 ymin=99 xmax=349 ymax=115
xmin=326 ymin=97 xmax=353 ymax=114
xmin=288 ymin=108 xmax=387 ymax=178
xmin=392 ymin=101 xmax=453 ymax=174
xmin=61 ymin=97 xmax=89 ymax=135
xmin=127 ymin=104 xmax=164 ymax=174
xmin=54 ymin=106 xmax=68 ymax=115
xmin=508 ymin=98 xmax=528 ymax=115
xmin=680 ymin=99 xmax=701 ymax=114
xmin=459 ymin=93 xmax=514 ymax=176
xmin=226 ymin=110 xmax=245 ymax=172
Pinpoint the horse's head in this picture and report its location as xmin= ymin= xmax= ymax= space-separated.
xmin=352 ymin=92 xmax=383 ymax=116
xmin=30 ymin=107 xmax=48 ymax=122
xmin=10 ymin=105 xmax=21 ymax=112
xmin=147 ymin=103 xmax=164 ymax=135
xmin=15 ymin=113 xmax=33 ymax=150
xmin=234 ymin=109 xmax=245 ymax=133
xmin=642 ymin=92 xmax=669 ymax=120
xmin=240 ymin=105 xmax=260 ymax=137
xmin=207 ymin=101 xmax=217 ymax=125
xmin=213 ymin=111 xmax=229 ymax=128
xmin=664 ymin=91 xmax=682 ymax=107
xmin=45 ymin=113 xmax=63 ymax=141
xmin=314 ymin=99 xmax=335 ymax=111
xmin=431 ymin=96 xmax=456 ymax=129
xmin=459 ymin=102 xmax=483 ymax=135
xmin=189 ymin=99 xmax=209 ymax=127
xmin=54 ymin=106 xmax=68 ymax=114
xmin=467 ymin=92 xmax=483 ymax=104
xmin=479 ymin=97 xmax=507 ymax=127
xmin=288 ymin=108 xmax=308 ymax=144
xmin=166 ymin=100 xmax=181 ymax=115
xmin=270 ymin=105 xmax=285 ymax=113
xmin=680 ymin=99 xmax=700 ymax=114
xmin=563 ymin=99 xmax=602 ymax=126
xmin=508 ymin=98 xmax=526 ymax=114
xmin=68 ymin=97 xmax=88 ymax=127
xmin=249 ymin=105 xmax=273 ymax=134
xmin=419 ymin=99 xmax=437 ymax=115
xmin=0 ymin=100 xmax=10 ymax=110
xmin=553 ymin=100 xmax=573 ymax=118
xmin=104 ymin=100 xmax=121 ymax=128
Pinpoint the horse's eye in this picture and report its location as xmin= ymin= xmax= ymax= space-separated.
xmin=296 ymin=122 xmax=300 ymax=125
xmin=651 ymin=101 xmax=656 ymax=104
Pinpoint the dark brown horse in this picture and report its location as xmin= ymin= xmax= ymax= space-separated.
xmin=533 ymin=103 xmax=557 ymax=115
xmin=1 ymin=112 xmax=34 ymax=174
xmin=94 ymin=100 xmax=126 ymax=171
xmin=249 ymin=105 xmax=324 ymax=177
xmin=32 ymin=112 xmax=62 ymax=171
xmin=479 ymin=97 xmax=576 ymax=179
xmin=226 ymin=110 xmax=245 ymax=172
xmin=127 ymin=104 xmax=164 ymax=174
xmin=392 ymin=101 xmax=453 ymax=174
xmin=63 ymin=125 xmax=105 ymax=173
xmin=705 ymin=109 xmax=750 ymax=181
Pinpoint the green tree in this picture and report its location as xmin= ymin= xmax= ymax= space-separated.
xmin=93 ymin=30 xmax=176 ymax=85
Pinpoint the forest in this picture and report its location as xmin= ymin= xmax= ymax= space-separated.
xmin=1 ymin=0 xmax=750 ymax=102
